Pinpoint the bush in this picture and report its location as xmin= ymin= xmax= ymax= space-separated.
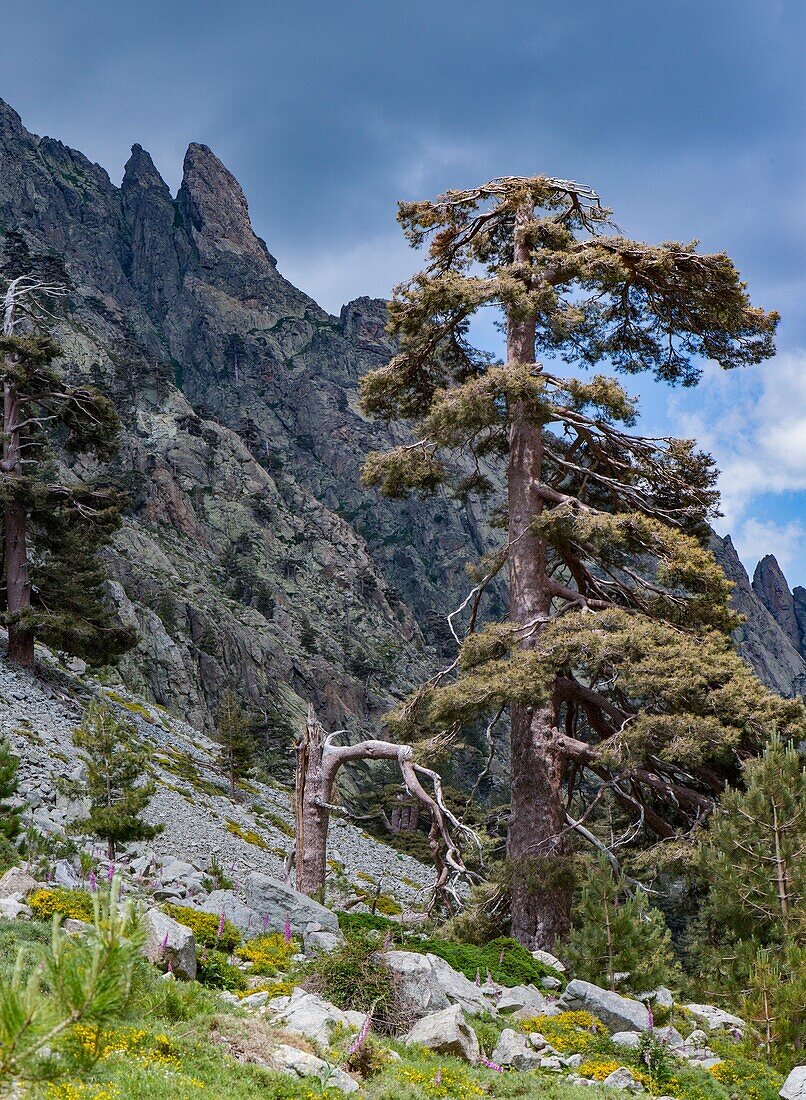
xmin=337 ymin=911 xmax=405 ymax=941
xmin=27 ymin=886 xmax=95 ymax=922
xmin=304 ymin=931 xmax=404 ymax=1034
xmin=416 ymin=935 xmax=564 ymax=988
xmin=196 ymin=948 xmax=248 ymax=992
xmin=163 ymin=904 xmax=241 ymax=952
xmin=236 ymin=932 xmax=297 ymax=975
xmin=521 ymin=1011 xmax=609 ymax=1056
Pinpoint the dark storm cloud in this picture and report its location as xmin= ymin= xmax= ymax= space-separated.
xmin=2 ymin=0 xmax=805 ymax=577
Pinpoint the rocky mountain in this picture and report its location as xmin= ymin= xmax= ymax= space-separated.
xmin=0 ymin=98 xmax=498 ymax=753
xmin=0 ymin=95 xmax=803 ymax=760
xmin=711 ymin=535 xmax=806 ymax=698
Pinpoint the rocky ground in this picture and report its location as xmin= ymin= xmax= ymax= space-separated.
xmin=0 ymin=647 xmax=432 ymax=914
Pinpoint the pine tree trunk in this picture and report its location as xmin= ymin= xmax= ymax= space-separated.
xmin=3 ymin=376 xmax=33 ymax=668
xmin=294 ymin=710 xmax=331 ymax=903
xmin=505 ymin=206 xmax=570 ymax=948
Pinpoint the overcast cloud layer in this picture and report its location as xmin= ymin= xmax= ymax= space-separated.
xmin=2 ymin=1 xmax=805 ymax=579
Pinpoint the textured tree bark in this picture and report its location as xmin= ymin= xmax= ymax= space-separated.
xmin=294 ymin=708 xmax=332 ymax=903
xmin=3 ymin=374 xmax=34 ymax=668
xmin=505 ymin=205 xmax=570 ymax=948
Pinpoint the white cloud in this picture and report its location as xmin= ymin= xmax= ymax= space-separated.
xmin=731 ymin=517 xmax=806 ymax=579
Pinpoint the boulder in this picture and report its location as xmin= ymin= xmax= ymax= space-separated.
xmin=304 ymin=929 xmax=343 ymax=957
xmin=496 ymin=984 xmax=558 ymax=1018
xmin=559 ymin=979 xmax=650 ymax=1033
xmin=244 ymin=873 xmax=339 ymax=935
xmin=52 ymin=859 xmax=81 ymax=889
xmin=200 ymin=890 xmax=261 ymax=935
xmin=637 ymin=986 xmax=674 ymax=1010
xmin=531 ymin=948 xmax=566 ymax=973
xmin=602 ymin=1066 xmax=643 ymax=1091
xmin=781 ymin=1067 xmax=806 ymax=1099
xmin=683 ymin=1003 xmax=745 ymax=1034
xmin=491 ymin=1028 xmax=543 ymax=1070
xmin=0 ymin=897 xmax=31 ymax=920
xmin=141 ymin=907 xmax=196 ymax=980
xmin=383 ymin=950 xmax=494 ymax=1019
xmin=269 ymin=988 xmax=366 ymax=1045
xmin=273 ymin=1044 xmax=358 ymax=1093
xmin=0 ymin=867 xmax=38 ymax=899
xmin=405 ymin=1004 xmax=480 ymax=1063
xmin=611 ymin=1031 xmax=642 ymax=1049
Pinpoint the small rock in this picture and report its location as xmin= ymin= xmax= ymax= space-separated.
xmin=269 ymin=988 xmax=366 ymax=1045
xmin=0 ymin=897 xmax=31 ymax=920
xmin=405 ymin=1004 xmax=480 ymax=1063
xmin=496 ymin=983 xmax=556 ymax=1018
xmin=602 ymin=1066 xmax=643 ymax=1091
xmin=541 ymin=975 xmax=562 ymax=990
xmin=611 ymin=1031 xmax=642 ymax=1049
xmin=683 ymin=1003 xmax=745 ymax=1034
xmin=490 ymin=1028 xmax=543 ymax=1070
xmin=303 ymin=929 xmax=342 ymax=957
xmin=539 ymin=1055 xmax=563 ymax=1070
xmin=273 ymin=1044 xmax=358 ymax=1093
xmin=531 ymin=948 xmax=566 ymax=972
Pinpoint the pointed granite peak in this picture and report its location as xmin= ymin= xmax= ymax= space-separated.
xmin=122 ymin=144 xmax=170 ymax=194
xmin=752 ymin=554 xmax=800 ymax=649
xmin=177 ymin=142 xmax=275 ymax=267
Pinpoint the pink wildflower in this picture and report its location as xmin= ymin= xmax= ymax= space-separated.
xmin=217 ymin=912 xmax=226 ymax=940
xmin=434 ymin=1069 xmax=442 ymax=1086
xmin=283 ymin=915 xmax=292 ymax=945
xmin=348 ymin=1013 xmax=372 ymax=1056
xmin=480 ymin=1057 xmax=504 ymax=1072
xmin=475 ymin=969 xmax=481 ymax=986
xmin=88 ymin=871 xmax=97 ymax=892
xmin=107 ymin=863 xmax=115 ymax=883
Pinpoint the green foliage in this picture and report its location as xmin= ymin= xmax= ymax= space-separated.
xmin=521 ymin=1011 xmax=609 ymax=1056
xmin=162 ymin=904 xmax=241 ymax=953
xmin=303 ymin=931 xmax=404 ymax=1033
xmin=564 ymin=856 xmax=678 ymax=994
xmin=195 ymin=948 xmax=247 ymax=992
xmin=214 ymin=689 xmax=255 ymax=797
xmin=66 ymin=701 xmax=162 ymax=860
xmin=417 ymin=935 xmax=563 ymax=989
xmin=0 ymin=268 xmax=134 ymax=664
xmin=337 ymin=911 xmax=405 ymax=939
xmin=0 ymin=877 xmax=142 ymax=1090
xmin=0 ymin=736 xmax=21 ymax=842
xmin=688 ymin=733 xmax=805 ymax=1062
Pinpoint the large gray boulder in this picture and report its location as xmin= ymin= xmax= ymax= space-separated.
xmin=273 ymin=1044 xmax=358 ymax=1093
xmin=244 ymin=873 xmax=339 ymax=936
xmin=269 ymin=988 xmax=366 ymax=1045
xmin=0 ymin=897 xmax=31 ymax=920
xmin=491 ymin=1028 xmax=543 ymax=1070
xmin=200 ymin=890 xmax=261 ymax=935
xmin=781 ymin=1066 xmax=806 ymax=1099
xmin=0 ymin=867 xmax=38 ymax=899
xmin=141 ymin=908 xmax=196 ymax=981
xmin=602 ymin=1066 xmax=643 ymax=1091
xmin=405 ymin=1004 xmax=480 ymax=1063
xmin=383 ymin=950 xmax=495 ymax=1019
xmin=559 ymin=979 xmax=650 ymax=1033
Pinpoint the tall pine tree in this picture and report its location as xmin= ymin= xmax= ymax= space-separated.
xmin=360 ymin=175 xmax=799 ymax=946
xmin=214 ymin=689 xmax=255 ymax=798
xmin=0 ymin=238 xmax=133 ymax=668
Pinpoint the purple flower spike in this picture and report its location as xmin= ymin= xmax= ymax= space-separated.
xmin=88 ymin=871 xmax=97 ymax=892
xmin=434 ymin=1069 xmax=442 ymax=1086
xmin=107 ymin=863 xmax=115 ymax=883
xmin=217 ymin=912 xmax=226 ymax=940
xmin=283 ymin=915 xmax=292 ymax=945
xmin=348 ymin=1013 xmax=372 ymax=1056
xmin=481 ymin=1057 xmax=504 ymax=1072
xmin=647 ymin=1006 xmax=654 ymax=1030
xmin=262 ymin=914 xmax=270 ymax=931
xmin=475 ymin=969 xmax=481 ymax=987
xmin=167 ymin=960 xmax=173 ymax=973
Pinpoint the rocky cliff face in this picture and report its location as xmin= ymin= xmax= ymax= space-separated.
xmin=711 ymin=535 xmax=806 ymax=698
xmin=0 ymin=99 xmax=482 ymax=746
xmin=0 ymin=97 xmax=801 ymax=751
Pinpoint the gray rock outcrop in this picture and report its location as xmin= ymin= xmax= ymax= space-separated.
xmin=141 ymin=907 xmax=197 ymax=980
xmin=558 ymin=979 xmax=651 ymax=1033
xmin=243 ymin=873 xmax=340 ymax=935
xmin=405 ymin=1004 xmax=480 ymax=1063
xmin=781 ymin=1066 xmax=806 ymax=1099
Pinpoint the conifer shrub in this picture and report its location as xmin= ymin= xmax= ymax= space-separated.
xmin=563 ymin=857 xmax=678 ymax=994
xmin=415 ymin=935 xmax=564 ymax=989
xmin=162 ymin=904 xmax=241 ymax=953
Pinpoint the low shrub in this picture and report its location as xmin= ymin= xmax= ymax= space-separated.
xmin=163 ymin=904 xmax=241 ymax=952
xmin=415 ymin=935 xmax=564 ymax=989
xmin=337 ymin=911 xmax=405 ymax=941
xmin=304 ymin=931 xmax=405 ymax=1034
xmin=709 ymin=1050 xmax=783 ymax=1100
xmin=236 ymin=932 xmax=297 ymax=975
xmin=28 ymin=886 xmax=94 ymax=922
xmin=521 ymin=1011 xmax=608 ymax=1056
xmin=196 ymin=948 xmax=248 ymax=992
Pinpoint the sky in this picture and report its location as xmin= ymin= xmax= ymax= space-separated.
xmin=3 ymin=1 xmax=805 ymax=581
